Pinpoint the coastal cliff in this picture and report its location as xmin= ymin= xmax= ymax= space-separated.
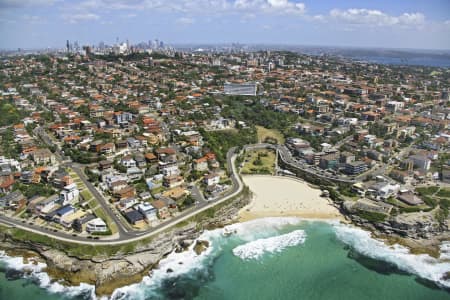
xmin=0 ymin=190 xmax=251 ymax=296
xmin=342 ymin=200 xmax=450 ymax=257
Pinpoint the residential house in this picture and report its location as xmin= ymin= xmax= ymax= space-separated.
xmin=204 ymin=173 xmax=220 ymax=186
xmin=0 ymin=191 xmax=26 ymax=210
xmin=109 ymin=179 xmax=128 ymax=193
xmin=127 ymin=167 xmax=143 ymax=181
xmin=0 ymin=172 xmax=14 ymax=193
xmin=367 ymin=182 xmax=400 ymax=200
xmin=152 ymin=200 xmax=170 ymax=219
xmin=124 ymin=209 xmax=145 ymax=226
xmin=409 ymin=155 xmax=431 ymax=172
xmin=137 ymin=202 xmax=158 ymax=222
xmin=319 ymin=153 xmax=339 ymax=169
xmin=114 ymin=186 xmax=136 ymax=199
xmin=159 ymin=161 xmax=179 ymax=176
xmin=85 ymin=217 xmax=108 ymax=233
xmin=48 ymin=205 xmax=75 ymax=222
xmin=117 ymin=197 xmax=138 ymax=211
xmin=59 ymin=183 xmax=80 ymax=205
xmin=98 ymin=160 xmax=113 ymax=171
xmin=32 ymin=148 xmax=56 ymax=165
xmin=193 ymin=157 xmax=208 ymax=172
xmin=442 ymin=166 xmax=450 ymax=183
xmin=367 ymin=150 xmax=383 ymax=161
xmin=72 ymin=214 xmax=96 ymax=232
xmin=126 ymin=137 xmax=141 ymax=149
xmin=36 ymin=194 xmax=59 ymax=215
xmin=163 ymin=175 xmax=184 ymax=188
xmin=98 ymin=143 xmax=116 ymax=155
xmin=60 ymin=210 xmax=87 ymax=228
xmin=345 ymin=161 xmax=367 ymax=175
xmin=390 ymin=169 xmax=409 ymax=184
xmin=121 ymin=155 xmax=136 ymax=168
xmin=134 ymin=154 xmax=147 ymax=169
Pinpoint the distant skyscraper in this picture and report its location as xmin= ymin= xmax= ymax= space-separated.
xmin=66 ymin=40 xmax=70 ymax=53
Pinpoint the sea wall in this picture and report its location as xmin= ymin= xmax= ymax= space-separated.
xmin=0 ymin=190 xmax=251 ymax=296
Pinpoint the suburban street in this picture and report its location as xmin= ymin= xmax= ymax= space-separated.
xmin=0 ymin=146 xmax=243 ymax=245
xmin=0 ymin=128 xmax=417 ymax=245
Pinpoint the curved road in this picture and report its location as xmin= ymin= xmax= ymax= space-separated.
xmin=244 ymin=143 xmax=355 ymax=184
xmin=0 ymin=141 xmax=358 ymax=245
xmin=0 ymin=147 xmax=243 ymax=245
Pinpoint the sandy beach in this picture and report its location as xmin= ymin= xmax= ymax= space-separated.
xmin=239 ymin=175 xmax=345 ymax=222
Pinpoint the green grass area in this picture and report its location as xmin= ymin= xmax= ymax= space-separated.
xmin=80 ymin=189 xmax=94 ymax=201
xmin=241 ymin=149 xmax=276 ymax=175
xmin=436 ymin=188 xmax=450 ymax=199
xmin=256 ymin=125 xmax=285 ymax=144
xmin=416 ymin=186 xmax=439 ymax=196
xmin=0 ymin=224 xmax=146 ymax=258
xmin=398 ymin=206 xmax=434 ymax=214
xmin=355 ymin=209 xmax=387 ymax=222
xmin=386 ymin=197 xmax=411 ymax=208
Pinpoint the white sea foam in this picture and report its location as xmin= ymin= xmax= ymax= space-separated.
xmin=223 ymin=217 xmax=303 ymax=241
xmin=333 ymin=224 xmax=450 ymax=289
xmin=111 ymin=217 xmax=304 ymax=299
xmin=232 ymin=229 xmax=307 ymax=260
xmin=439 ymin=242 xmax=450 ymax=260
xmin=0 ymin=250 xmax=97 ymax=299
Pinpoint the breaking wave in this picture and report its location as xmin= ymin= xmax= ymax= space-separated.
xmin=0 ymin=250 xmax=96 ymax=299
xmin=111 ymin=217 xmax=304 ymax=299
xmin=232 ymin=229 xmax=307 ymax=260
xmin=332 ymin=224 xmax=450 ymax=289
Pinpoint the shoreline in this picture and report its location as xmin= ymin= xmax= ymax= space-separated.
xmin=239 ymin=175 xmax=346 ymax=222
xmin=0 ymin=175 xmax=447 ymax=297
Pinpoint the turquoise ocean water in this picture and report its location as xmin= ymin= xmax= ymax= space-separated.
xmin=1 ymin=218 xmax=449 ymax=300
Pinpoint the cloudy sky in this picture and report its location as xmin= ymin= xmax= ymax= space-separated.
xmin=0 ymin=0 xmax=449 ymax=50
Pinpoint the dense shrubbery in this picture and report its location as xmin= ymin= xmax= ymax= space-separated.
xmin=221 ymin=98 xmax=297 ymax=134
xmin=356 ymin=209 xmax=387 ymax=222
xmin=13 ymin=182 xmax=55 ymax=198
xmin=63 ymin=146 xmax=104 ymax=164
xmin=0 ymin=98 xmax=29 ymax=126
xmin=200 ymin=128 xmax=257 ymax=164
xmin=0 ymin=129 xmax=22 ymax=159
xmin=416 ymin=186 xmax=439 ymax=196
xmin=437 ymin=189 xmax=450 ymax=198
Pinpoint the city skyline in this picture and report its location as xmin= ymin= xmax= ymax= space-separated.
xmin=1 ymin=0 xmax=450 ymax=50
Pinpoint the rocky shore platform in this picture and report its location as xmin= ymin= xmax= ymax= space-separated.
xmin=0 ymin=192 xmax=251 ymax=296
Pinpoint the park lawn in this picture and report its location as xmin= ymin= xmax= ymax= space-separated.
xmin=241 ymin=149 xmax=276 ymax=175
xmin=256 ymin=126 xmax=285 ymax=144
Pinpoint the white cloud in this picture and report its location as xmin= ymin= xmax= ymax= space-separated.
xmin=22 ymin=14 xmax=46 ymax=24
xmin=63 ymin=13 xmax=100 ymax=24
xmin=0 ymin=0 xmax=56 ymax=8
xmin=329 ymin=8 xmax=425 ymax=27
xmin=264 ymin=0 xmax=305 ymax=14
xmin=67 ymin=0 xmax=306 ymax=16
xmin=122 ymin=13 xmax=137 ymax=18
xmin=176 ymin=17 xmax=195 ymax=25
